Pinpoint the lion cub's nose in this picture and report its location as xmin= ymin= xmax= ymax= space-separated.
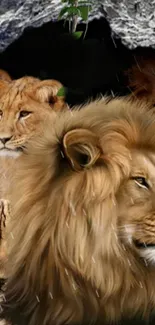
xmin=0 ymin=137 xmax=12 ymax=144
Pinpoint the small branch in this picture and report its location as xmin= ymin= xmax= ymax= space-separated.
xmin=71 ymin=0 xmax=78 ymax=33
xmin=71 ymin=15 xmax=78 ymax=33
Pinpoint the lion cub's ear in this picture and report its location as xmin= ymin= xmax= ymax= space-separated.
xmin=63 ymin=129 xmax=101 ymax=171
xmin=0 ymin=70 xmax=12 ymax=96
xmin=0 ymin=69 xmax=12 ymax=82
xmin=33 ymin=80 xmax=66 ymax=111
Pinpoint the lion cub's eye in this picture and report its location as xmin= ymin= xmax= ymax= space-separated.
xmin=19 ymin=111 xmax=32 ymax=119
xmin=0 ymin=110 xmax=3 ymax=119
xmin=132 ymin=177 xmax=149 ymax=189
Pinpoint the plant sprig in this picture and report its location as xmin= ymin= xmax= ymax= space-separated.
xmin=59 ymin=0 xmax=92 ymax=39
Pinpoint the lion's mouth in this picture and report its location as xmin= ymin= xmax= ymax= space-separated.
xmin=134 ymin=239 xmax=155 ymax=249
xmin=0 ymin=147 xmax=23 ymax=151
xmin=0 ymin=148 xmax=23 ymax=158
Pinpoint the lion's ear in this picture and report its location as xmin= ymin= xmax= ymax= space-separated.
xmin=0 ymin=70 xmax=12 ymax=97
xmin=63 ymin=129 xmax=101 ymax=171
xmin=0 ymin=69 xmax=12 ymax=82
xmin=33 ymin=80 xmax=66 ymax=111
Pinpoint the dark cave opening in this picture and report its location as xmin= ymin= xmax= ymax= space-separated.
xmin=1 ymin=17 xmax=155 ymax=106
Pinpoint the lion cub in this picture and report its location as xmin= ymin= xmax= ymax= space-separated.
xmin=0 ymin=69 xmax=67 ymax=278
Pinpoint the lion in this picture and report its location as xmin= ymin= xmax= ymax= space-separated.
xmin=1 ymin=98 xmax=155 ymax=325
xmin=0 ymin=69 xmax=67 ymax=278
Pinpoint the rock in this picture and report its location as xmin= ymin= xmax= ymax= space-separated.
xmin=0 ymin=0 xmax=155 ymax=52
xmin=0 ymin=0 xmax=103 ymax=52
xmin=102 ymin=0 xmax=155 ymax=49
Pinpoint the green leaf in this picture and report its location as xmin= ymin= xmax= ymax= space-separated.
xmin=59 ymin=6 xmax=81 ymax=20
xmin=61 ymin=0 xmax=75 ymax=3
xmin=67 ymin=7 xmax=81 ymax=16
xmin=78 ymin=1 xmax=92 ymax=6
xmin=57 ymin=87 xmax=67 ymax=97
xmin=78 ymin=5 xmax=89 ymax=21
xmin=68 ymin=0 xmax=77 ymax=3
xmin=72 ymin=31 xmax=83 ymax=39
xmin=58 ymin=6 xmax=70 ymax=19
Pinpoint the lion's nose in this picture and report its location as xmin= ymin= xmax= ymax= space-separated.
xmin=0 ymin=137 xmax=12 ymax=144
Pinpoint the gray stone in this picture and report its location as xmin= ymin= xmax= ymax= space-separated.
xmin=102 ymin=0 xmax=155 ymax=49
xmin=0 ymin=0 xmax=155 ymax=52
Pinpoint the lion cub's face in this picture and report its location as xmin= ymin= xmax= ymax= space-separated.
xmin=0 ymin=71 xmax=66 ymax=158
xmin=118 ymin=150 xmax=155 ymax=264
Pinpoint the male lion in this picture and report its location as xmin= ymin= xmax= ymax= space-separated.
xmin=0 ymin=69 xmax=67 ymax=277
xmin=1 ymin=98 xmax=155 ymax=325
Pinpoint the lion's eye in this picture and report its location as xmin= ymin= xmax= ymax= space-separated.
xmin=0 ymin=110 xmax=3 ymax=118
xmin=19 ymin=111 xmax=32 ymax=119
xmin=132 ymin=177 xmax=149 ymax=189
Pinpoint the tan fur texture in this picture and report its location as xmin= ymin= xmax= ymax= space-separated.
xmin=2 ymin=98 xmax=155 ymax=325
xmin=0 ymin=69 xmax=67 ymax=278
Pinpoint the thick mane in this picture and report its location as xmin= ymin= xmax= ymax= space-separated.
xmin=2 ymin=98 xmax=155 ymax=325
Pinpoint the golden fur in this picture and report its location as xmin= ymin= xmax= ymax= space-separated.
xmin=0 ymin=69 xmax=67 ymax=277
xmin=2 ymin=98 xmax=155 ymax=325
xmin=0 ymin=69 xmax=66 ymax=161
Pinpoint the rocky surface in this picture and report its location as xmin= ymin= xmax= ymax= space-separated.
xmin=103 ymin=0 xmax=155 ymax=49
xmin=0 ymin=0 xmax=155 ymax=51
